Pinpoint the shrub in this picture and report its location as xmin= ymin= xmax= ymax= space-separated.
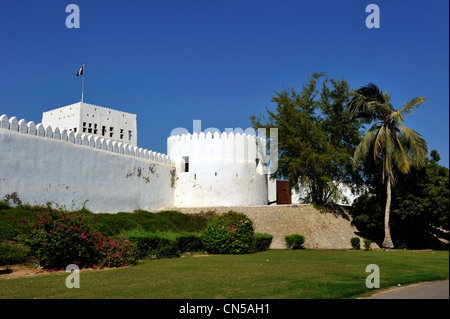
xmin=201 ymin=211 xmax=255 ymax=254
xmin=251 ymin=233 xmax=273 ymax=253
xmin=363 ymin=239 xmax=372 ymax=251
xmin=0 ymin=221 xmax=15 ymax=241
xmin=89 ymin=210 xmax=210 ymax=236
xmin=175 ymin=233 xmax=204 ymax=253
xmin=351 ymin=237 xmax=361 ymax=250
xmin=285 ymin=234 xmax=305 ymax=249
xmin=95 ymin=235 xmax=137 ymax=268
xmin=0 ymin=199 xmax=11 ymax=211
xmin=0 ymin=244 xmax=30 ymax=266
xmin=18 ymin=210 xmax=137 ymax=269
xmin=124 ymin=230 xmax=204 ymax=259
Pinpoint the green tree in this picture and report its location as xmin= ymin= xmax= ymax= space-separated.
xmin=351 ymin=150 xmax=449 ymax=249
xmin=250 ymin=72 xmax=364 ymax=205
xmin=348 ymin=83 xmax=428 ymax=248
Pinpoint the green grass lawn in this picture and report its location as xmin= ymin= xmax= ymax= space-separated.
xmin=0 ymin=250 xmax=448 ymax=299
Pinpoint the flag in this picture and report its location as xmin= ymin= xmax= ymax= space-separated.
xmin=76 ymin=65 xmax=84 ymax=76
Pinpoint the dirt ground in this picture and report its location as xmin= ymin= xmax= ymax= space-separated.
xmin=0 ymin=264 xmax=56 ymax=279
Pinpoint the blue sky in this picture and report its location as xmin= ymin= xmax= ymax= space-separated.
xmin=1 ymin=0 xmax=448 ymax=167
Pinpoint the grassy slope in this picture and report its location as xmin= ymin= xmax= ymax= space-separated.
xmin=1 ymin=250 xmax=448 ymax=299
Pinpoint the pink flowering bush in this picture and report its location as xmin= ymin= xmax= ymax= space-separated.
xmin=95 ymin=235 xmax=137 ymax=268
xmin=18 ymin=210 xmax=137 ymax=269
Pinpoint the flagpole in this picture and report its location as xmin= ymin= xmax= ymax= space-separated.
xmin=81 ymin=63 xmax=84 ymax=104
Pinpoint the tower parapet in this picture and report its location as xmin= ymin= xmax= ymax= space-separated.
xmin=167 ymin=131 xmax=268 ymax=207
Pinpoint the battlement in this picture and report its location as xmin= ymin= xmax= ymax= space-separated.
xmin=168 ymin=131 xmax=266 ymax=143
xmin=0 ymin=114 xmax=172 ymax=165
xmin=167 ymin=131 xmax=267 ymax=165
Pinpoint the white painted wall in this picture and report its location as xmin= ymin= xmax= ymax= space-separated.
xmin=1 ymin=112 xmax=272 ymax=212
xmin=168 ymin=132 xmax=269 ymax=207
xmin=0 ymin=117 xmax=174 ymax=213
xmin=42 ymin=102 xmax=137 ymax=146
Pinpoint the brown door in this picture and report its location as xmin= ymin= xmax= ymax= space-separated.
xmin=276 ymin=180 xmax=291 ymax=204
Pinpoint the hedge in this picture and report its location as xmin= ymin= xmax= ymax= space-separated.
xmin=251 ymin=233 xmax=273 ymax=253
xmin=202 ymin=211 xmax=255 ymax=254
xmin=0 ymin=243 xmax=30 ymax=266
xmin=124 ymin=229 xmax=272 ymax=259
xmin=285 ymin=234 xmax=305 ymax=249
xmin=123 ymin=230 xmax=204 ymax=259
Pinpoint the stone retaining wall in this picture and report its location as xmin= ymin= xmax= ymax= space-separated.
xmin=168 ymin=205 xmax=379 ymax=250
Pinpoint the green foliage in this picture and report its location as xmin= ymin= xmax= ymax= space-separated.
xmin=250 ymin=72 xmax=364 ymax=205
xmin=17 ymin=210 xmax=137 ymax=269
xmin=0 ymin=199 xmax=11 ymax=211
xmin=0 ymin=221 xmax=15 ymax=241
xmin=90 ymin=210 xmax=209 ymax=236
xmin=251 ymin=233 xmax=273 ymax=253
xmin=363 ymin=239 xmax=372 ymax=251
xmin=202 ymin=211 xmax=255 ymax=254
xmin=284 ymin=234 xmax=305 ymax=249
xmin=348 ymin=83 xmax=429 ymax=249
xmin=94 ymin=235 xmax=137 ymax=268
xmin=124 ymin=229 xmax=203 ymax=259
xmin=352 ymin=150 xmax=449 ymax=249
xmin=0 ymin=243 xmax=30 ymax=266
xmin=350 ymin=237 xmax=361 ymax=250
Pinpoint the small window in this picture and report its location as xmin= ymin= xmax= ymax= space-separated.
xmin=110 ymin=127 xmax=114 ymax=138
xmin=183 ymin=156 xmax=189 ymax=172
xmin=215 ymin=172 xmax=217 ymax=177
xmin=102 ymin=126 xmax=106 ymax=136
xmin=120 ymin=129 xmax=124 ymax=139
xmin=83 ymin=122 xmax=86 ymax=127
xmin=194 ymin=174 xmax=196 ymax=180
xmin=128 ymin=130 xmax=132 ymax=141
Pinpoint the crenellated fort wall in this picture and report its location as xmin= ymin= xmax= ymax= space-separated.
xmin=0 ymin=114 xmax=175 ymax=213
xmin=1 ymin=111 xmax=272 ymax=212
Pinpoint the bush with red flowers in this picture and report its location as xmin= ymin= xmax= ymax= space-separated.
xmin=18 ymin=210 xmax=137 ymax=269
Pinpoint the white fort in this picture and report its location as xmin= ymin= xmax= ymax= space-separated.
xmin=42 ymin=102 xmax=138 ymax=146
xmin=0 ymin=102 xmax=276 ymax=212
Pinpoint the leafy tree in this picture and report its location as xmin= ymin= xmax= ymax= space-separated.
xmin=348 ymin=83 xmax=428 ymax=248
xmin=352 ymin=150 xmax=449 ymax=249
xmin=250 ymin=72 xmax=364 ymax=205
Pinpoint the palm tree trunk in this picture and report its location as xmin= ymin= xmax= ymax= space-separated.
xmin=382 ymin=175 xmax=395 ymax=249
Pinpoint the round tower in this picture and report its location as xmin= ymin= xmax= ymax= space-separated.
xmin=167 ymin=131 xmax=268 ymax=207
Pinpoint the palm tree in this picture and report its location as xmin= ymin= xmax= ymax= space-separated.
xmin=348 ymin=83 xmax=428 ymax=249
